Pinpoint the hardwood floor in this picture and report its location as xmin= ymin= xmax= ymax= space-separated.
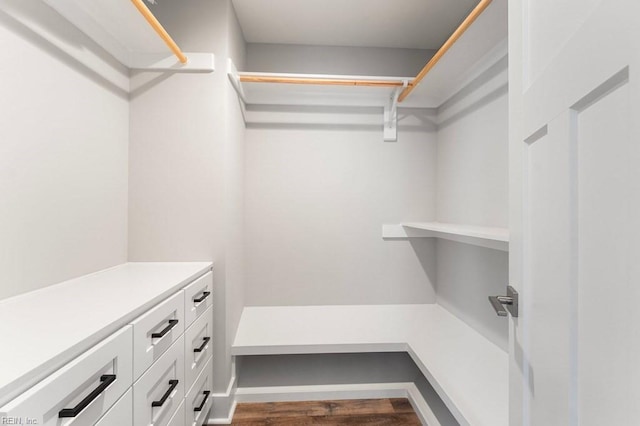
xmin=227 ymin=398 xmax=422 ymax=425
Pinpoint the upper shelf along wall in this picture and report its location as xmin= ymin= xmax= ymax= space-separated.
xmin=230 ymin=69 xmax=413 ymax=108
xmin=39 ymin=0 xmax=215 ymax=72
xmin=227 ymin=0 xmax=506 ymax=141
xmin=229 ymin=0 xmax=506 ymax=110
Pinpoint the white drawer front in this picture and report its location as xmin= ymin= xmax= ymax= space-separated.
xmin=184 ymin=306 xmax=213 ymax=392
xmin=183 ymin=272 xmax=212 ymax=327
xmin=95 ymin=388 xmax=132 ymax=426
xmin=185 ymin=357 xmax=212 ymax=426
xmin=132 ymin=291 xmax=185 ymax=380
xmin=0 ymin=326 xmax=132 ymax=426
xmin=134 ymin=335 xmax=185 ymax=426
xmin=167 ymin=400 xmax=186 ymax=426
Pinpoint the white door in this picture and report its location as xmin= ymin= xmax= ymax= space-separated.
xmin=509 ymin=1 xmax=640 ymax=425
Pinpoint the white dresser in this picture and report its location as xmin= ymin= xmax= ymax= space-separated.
xmin=0 ymin=262 xmax=213 ymax=426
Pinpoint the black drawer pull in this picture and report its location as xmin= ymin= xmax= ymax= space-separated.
xmin=193 ymin=291 xmax=211 ymax=304
xmin=194 ymin=337 xmax=211 ymax=353
xmin=151 ymin=319 xmax=179 ymax=338
xmin=194 ymin=390 xmax=211 ymax=412
xmin=59 ymin=374 xmax=116 ymax=418
xmin=152 ymin=379 xmax=179 ymax=407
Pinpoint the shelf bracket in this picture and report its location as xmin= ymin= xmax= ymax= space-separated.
xmin=227 ymin=59 xmax=248 ymax=122
xmin=383 ymin=80 xmax=407 ymax=142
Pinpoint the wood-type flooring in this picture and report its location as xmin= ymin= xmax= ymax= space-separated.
xmin=226 ymin=398 xmax=423 ymax=425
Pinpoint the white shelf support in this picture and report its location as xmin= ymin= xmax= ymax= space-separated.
xmin=383 ymin=81 xmax=407 ymax=142
xmin=227 ymin=59 xmax=247 ymax=104
xmin=227 ymin=59 xmax=248 ymax=122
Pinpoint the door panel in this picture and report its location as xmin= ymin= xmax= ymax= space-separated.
xmin=576 ymin=78 xmax=632 ymax=425
xmin=525 ymin=0 xmax=601 ymax=86
xmin=511 ymin=0 xmax=640 ymax=424
xmin=523 ymin=116 xmax=572 ymax=425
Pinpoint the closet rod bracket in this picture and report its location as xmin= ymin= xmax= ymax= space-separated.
xmin=383 ymin=80 xmax=407 ymax=142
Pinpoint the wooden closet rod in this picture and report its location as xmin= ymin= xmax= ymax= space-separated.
xmin=130 ymin=0 xmax=188 ymax=64
xmin=398 ymin=0 xmax=493 ymax=102
xmin=239 ymin=75 xmax=413 ymax=88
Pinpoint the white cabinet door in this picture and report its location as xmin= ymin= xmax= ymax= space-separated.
xmin=184 ymin=357 xmax=212 ymax=426
xmin=95 ymin=389 xmax=133 ymax=426
xmin=132 ymin=291 xmax=185 ymax=380
xmin=509 ymin=1 xmax=640 ymax=424
xmin=167 ymin=400 xmax=186 ymax=426
xmin=133 ymin=335 xmax=185 ymax=426
xmin=0 ymin=327 xmax=132 ymax=426
xmin=183 ymin=272 xmax=213 ymax=327
xmin=184 ymin=306 xmax=213 ymax=392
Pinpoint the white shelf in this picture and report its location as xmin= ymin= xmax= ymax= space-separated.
xmin=39 ymin=0 xmax=214 ymax=71
xmin=0 ymin=262 xmax=212 ymax=407
xmin=232 ymin=71 xmax=412 ymax=108
xmin=228 ymin=60 xmax=409 ymax=141
xmin=383 ymin=222 xmax=509 ymax=251
xmin=232 ymin=304 xmax=507 ymax=426
xmin=228 ymin=0 xmax=506 ymax=110
xmin=400 ymin=0 xmax=508 ymax=108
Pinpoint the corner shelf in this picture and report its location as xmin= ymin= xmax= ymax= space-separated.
xmin=383 ymin=222 xmax=509 ymax=251
xmin=232 ymin=304 xmax=508 ymax=426
xmin=40 ymin=0 xmax=214 ymax=72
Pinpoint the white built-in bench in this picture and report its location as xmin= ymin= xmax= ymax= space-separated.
xmin=232 ymin=304 xmax=507 ymax=426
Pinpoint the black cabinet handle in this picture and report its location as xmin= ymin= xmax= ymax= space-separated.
xmin=59 ymin=375 xmax=116 ymax=418
xmin=193 ymin=291 xmax=211 ymax=304
xmin=152 ymin=379 xmax=179 ymax=407
xmin=151 ymin=319 xmax=179 ymax=338
xmin=194 ymin=390 xmax=211 ymax=412
xmin=194 ymin=337 xmax=211 ymax=353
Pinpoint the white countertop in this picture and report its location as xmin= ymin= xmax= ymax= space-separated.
xmin=232 ymin=304 xmax=507 ymax=426
xmin=0 ymin=262 xmax=212 ymax=407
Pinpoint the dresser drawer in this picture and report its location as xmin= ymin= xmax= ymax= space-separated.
xmin=184 ymin=306 xmax=213 ymax=392
xmin=132 ymin=291 xmax=185 ymax=379
xmin=185 ymin=357 xmax=213 ymax=426
xmin=95 ymin=388 xmax=132 ymax=426
xmin=0 ymin=326 xmax=132 ymax=426
xmin=183 ymin=271 xmax=212 ymax=327
xmin=167 ymin=400 xmax=186 ymax=426
xmin=134 ymin=335 xmax=185 ymax=426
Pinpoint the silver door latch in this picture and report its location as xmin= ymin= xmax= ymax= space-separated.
xmin=489 ymin=286 xmax=518 ymax=317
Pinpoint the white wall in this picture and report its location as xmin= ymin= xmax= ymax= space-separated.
xmin=242 ymin=42 xmax=440 ymax=306
xmin=238 ymin=353 xmax=422 ymax=387
xmin=238 ymin=353 xmax=458 ymax=426
xmin=435 ymin=53 xmax=509 ymax=350
xmin=127 ymin=0 xmax=246 ymax=417
xmin=244 ymin=115 xmax=438 ymax=306
xmin=246 ymin=43 xmax=434 ymax=77
xmin=223 ymin=0 xmax=247 ymax=409
xmin=0 ymin=0 xmax=129 ymax=300
xmin=436 ymin=56 xmax=509 ymax=227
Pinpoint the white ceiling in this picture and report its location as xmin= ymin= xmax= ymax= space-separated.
xmin=231 ymin=0 xmax=479 ymax=50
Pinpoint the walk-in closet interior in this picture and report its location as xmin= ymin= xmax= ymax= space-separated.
xmin=1 ymin=0 xmax=518 ymax=424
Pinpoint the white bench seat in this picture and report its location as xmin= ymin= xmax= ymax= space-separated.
xmin=232 ymin=304 xmax=507 ymax=426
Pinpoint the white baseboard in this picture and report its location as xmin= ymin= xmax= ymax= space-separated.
xmin=207 ymin=400 xmax=237 ymax=425
xmin=235 ymin=382 xmax=408 ymax=403
xmin=209 ymin=382 xmax=441 ymax=426
xmin=206 ymin=373 xmax=238 ymax=425
xmin=405 ymin=383 xmax=442 ymax=426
